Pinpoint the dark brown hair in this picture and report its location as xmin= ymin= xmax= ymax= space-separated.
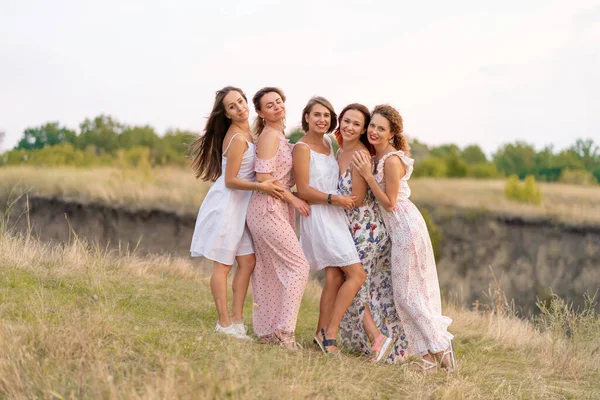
xmin=252 ymin=87 xmax=286 ymax=136
xmin=334 ymin=103 xmax=374 ymax=155
xmin=372 ymin=104 xmax=410 ymax=155
xmin=189 ymin=86 xmax=247 ymax=181
xmin=301 ymin=96 xmax=337 ymax=134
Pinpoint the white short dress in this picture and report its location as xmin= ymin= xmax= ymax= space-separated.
xmin=190 ymin=133 xmax=255 ymax=265
xmin=297 ymin=136 xmax=360 ymax=270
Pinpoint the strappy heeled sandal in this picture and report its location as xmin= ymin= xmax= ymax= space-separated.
xmin=275 ymin=329 xmax=302 ymax=351
xmin=320 ymin=328 xmax=340 ymax=355
xmin=314 ymin=333 xmax=326 ymax=353
xmin=370 ymin=334 xmax=393 ymax=363
xmin=258 ymin=334 xmax=279 ymax=345
xmin=437 ymin=341 xmax=457 ymax=373
xmin=410 ymin=355 xmax=438 ymax=373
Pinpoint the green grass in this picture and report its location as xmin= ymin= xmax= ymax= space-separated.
xmin=0 ymin=230 xmax=599 ymax=399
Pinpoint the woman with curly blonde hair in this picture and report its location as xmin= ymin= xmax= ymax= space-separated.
xmin=352 ymin=105 xmax=456 ymax=373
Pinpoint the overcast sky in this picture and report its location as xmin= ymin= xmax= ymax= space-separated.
xmin=1 ymin=0 xmax=599 ymax=154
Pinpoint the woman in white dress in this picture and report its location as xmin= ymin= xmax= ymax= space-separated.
xmin=189 ymin=86 xmax=284 ymax=339
xmin=293 ymin=96 xmax=366 ymax=354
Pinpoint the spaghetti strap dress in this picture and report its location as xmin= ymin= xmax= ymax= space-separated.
xmin=190 ymin=133 xmax=255 ymax=265
xmin=296 ymin=136 xmax=360 ymax=270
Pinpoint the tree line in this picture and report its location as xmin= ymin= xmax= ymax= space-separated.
xmin=1 ymin=116 xmax=599 ymax=185
xmin=1 ymin=115 xmax=193 ymax=168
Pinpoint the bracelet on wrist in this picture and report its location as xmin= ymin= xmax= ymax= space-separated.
xmin=327 ymin=194 xmax=332 ymax=204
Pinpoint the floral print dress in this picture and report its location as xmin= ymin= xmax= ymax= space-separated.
xmin=337 ymin=163 xmax=408 ymax=363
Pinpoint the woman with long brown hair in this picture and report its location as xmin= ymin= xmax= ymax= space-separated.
xmin=189 ymin=86 xmax=284 ymax=340
xmin=245 ymin=87 xmax=311 ymax=350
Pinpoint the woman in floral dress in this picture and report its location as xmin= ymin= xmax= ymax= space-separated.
xmin=335 ymin=103 xmax=408 ymax=363
xmin=352 ymin=104 xmax=456 ymax=373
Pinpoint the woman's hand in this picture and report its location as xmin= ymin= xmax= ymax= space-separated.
xmin=351 ymin=151 xmax=374 ymax=179
xmin=291 ymin=196 xmax=310 ymax=217
xmin=258 ymin=178 xmax=285 ymax=199
xmin=332 ymin=195 xmax=356 ymax=210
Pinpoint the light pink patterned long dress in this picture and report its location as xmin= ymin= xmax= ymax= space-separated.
xmin=375 ymin=150 xmax=453 ymax=357
xmin=246 ymin=131 xmax=310 ymax=338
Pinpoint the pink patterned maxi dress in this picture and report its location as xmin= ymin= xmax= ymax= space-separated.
xmin=375 ymin=150 xmax=453 ymax=357
xmin=338 ymin=161 xmax=408 ymax=363
xmin=246 ymin=131 xmax=310 ymax=338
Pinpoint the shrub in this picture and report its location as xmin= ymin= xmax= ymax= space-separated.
xmin=468 ymin=162 xmax=501 ymax=179
xmin=558 ymin=168 xmax=598 ymax=185
xmin=413 ymin=157 xmax=447 ymax=177
xmin=420 ymin=207 xmax=442 ymax=260
xmin=504 ymin=174 xmax=543 ymax=204
xmin=445 ymin=151 xmax=468 ymax=177
xmin=287 ymin=129 xmax=304 ymax=144
xmin=523 ymin=175 xmax=543 ymax=204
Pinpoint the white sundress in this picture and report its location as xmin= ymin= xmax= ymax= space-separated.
xmin=190 ymin=133 xmax=255 ymax=265
xmin=297 ymin=136 xmax=360 ymax=270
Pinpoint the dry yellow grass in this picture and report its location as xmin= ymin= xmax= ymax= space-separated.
xmin=410 ymin=178 xmax=600 ymax=227
xmin=0 ymin=228 xmax=599 ymax=399
xmin=1 ymin=166 xmax=600 ymax=226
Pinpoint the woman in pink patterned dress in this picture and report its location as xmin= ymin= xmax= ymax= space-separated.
xmin=246 ymin=87 xmax=311 ymax=350
xmin=352 ymin=104 xmax=456 ymax=373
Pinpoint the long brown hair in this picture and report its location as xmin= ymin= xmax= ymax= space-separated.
xmin=333 ymin=103 xmax=374 ymax=155
xmin=252 ymin=87 xmax=286 ymax=136
xmin=372 ymin=104 xmax=410 ymax=155
xmin=301 ymin=96 xmax=337 ymax=134
xmin=189 ymin=86 xmax=247 ymax=181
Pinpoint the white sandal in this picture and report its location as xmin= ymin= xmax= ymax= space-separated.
xmin=370 ymin=334 xmax=393 ymax=363
xmin=438 ymin=341 xmax=457 ymax=373
xmin=410 ymin=355 xmax=438 ymax=373
xmin=275 ymin=329 xmax=302 ymax=351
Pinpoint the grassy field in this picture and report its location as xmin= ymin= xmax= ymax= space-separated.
xmin=1 ymin=166 xmax=600 ymax=226
xmin=1 ymin=228 xmax=599 ymax=399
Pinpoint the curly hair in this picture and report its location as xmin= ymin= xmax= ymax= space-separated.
xmin=372 ymin=104 xmax=410 ymax=155
xmin=252 ymin=87 xmax=286 ymax=136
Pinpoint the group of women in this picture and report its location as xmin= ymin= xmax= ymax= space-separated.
xmin=189 ymin=86 xmax=456 ymax=373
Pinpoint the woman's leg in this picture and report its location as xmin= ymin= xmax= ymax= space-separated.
xmin=210 ymin=261 xmax=233 ymax=327
xmin=323 ymin=263 xmax=366 ymax=352
xmin=315 ymin=268 xmax=344 ymax=336
xmin=362 ymin=305 xmax=380 ymax=344
xmin=231 ymin=254 xmax=255 ymax=323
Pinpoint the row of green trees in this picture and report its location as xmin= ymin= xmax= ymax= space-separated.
xmin=1 ymin=115 xmax=193 ymax=167
xmin=408 ymin=139 xmax=599 ymax=185
xmin=2 ymin=115 xmax=599 ymax=185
